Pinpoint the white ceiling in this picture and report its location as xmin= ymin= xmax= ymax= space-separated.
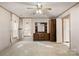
xmin=0 ymin=2 xmax=77 ymax=18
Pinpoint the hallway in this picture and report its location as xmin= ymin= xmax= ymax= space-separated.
xmin=0 ymin=41 xmax=78 ymax=56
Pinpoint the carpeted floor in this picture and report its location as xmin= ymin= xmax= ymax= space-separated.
xmin=0 ymin=41 xmax=78 ymax=56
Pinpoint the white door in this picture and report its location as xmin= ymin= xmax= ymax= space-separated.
xmin=22 ymin=19 xmax=33 ymax=41
xmin=11 ymin=14 xmax=19 ymax=43
xmin=63 ymin=16 xmax=70 ymax=47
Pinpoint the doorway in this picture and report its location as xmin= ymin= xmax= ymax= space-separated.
xmin=62 ymin=15 xmax=71 ymax=47
xmin=22 ymin=19 xmax=33 ymax=41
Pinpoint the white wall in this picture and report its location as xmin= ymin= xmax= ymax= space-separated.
xmin=0 ymin=7 xmax=11 ymax=51
xmin=70 ymin=4 xmax=79 ymax=52
xmin=11 ymin=14 xmax=19 ymax=43
xmin=57 ymin=4 xmax=79 ymax=53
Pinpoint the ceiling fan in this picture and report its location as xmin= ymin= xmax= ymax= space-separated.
xmin=26 ymin=3 xmax=52 ymax=14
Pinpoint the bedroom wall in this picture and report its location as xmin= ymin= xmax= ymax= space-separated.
xmin=0 ymin=6 xmax=11 ymax=51
xmin=57 ymin=3 xmax=79 ymax=53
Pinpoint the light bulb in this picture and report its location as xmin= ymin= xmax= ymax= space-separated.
xmin=36 ymin=9 xmax=42 ymax=14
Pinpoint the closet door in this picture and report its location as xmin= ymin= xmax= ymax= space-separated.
xmin=49 ymin=19 xmax=56 ymax=42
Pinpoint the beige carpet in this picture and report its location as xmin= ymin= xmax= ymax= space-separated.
xmin=0 ymin=41 xmax=78 ymax=56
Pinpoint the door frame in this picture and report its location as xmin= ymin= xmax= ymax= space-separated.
xmin=62 ymin=14 xmax=71 ymax=49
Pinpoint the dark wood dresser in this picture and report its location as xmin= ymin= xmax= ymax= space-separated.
xmin=33 ymin=33 xmax=50 ymax=41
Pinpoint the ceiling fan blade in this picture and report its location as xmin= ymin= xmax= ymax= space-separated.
xmin=27 ymin=8 xmax=34 ymax=9
xmin=19 ymin=2 xmax=36 ymax=6
xmin=27 ymin=7 xmax=38 ymax=10
xmin=37 ymin=3 xmax=42 ymax=9
xmin=45 ymin=8 xmax=52 ymax=10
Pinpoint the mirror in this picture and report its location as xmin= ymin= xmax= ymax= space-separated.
xmin=35 ymin=22 xmax=47 ymax=33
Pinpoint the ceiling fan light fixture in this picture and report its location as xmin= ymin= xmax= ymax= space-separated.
xmin=37 ymin=3 xmax=42 ymax=8
xmin=36 ymin=9 xmax=42 ymax=14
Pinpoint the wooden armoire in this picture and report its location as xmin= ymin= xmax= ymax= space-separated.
xmin=49 ymin=19 xmax=56 ymax=42
xmin=33 ymin=22 xmax=50 ymax=41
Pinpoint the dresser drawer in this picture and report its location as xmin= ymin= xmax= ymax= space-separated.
xmin=33 ymin=33 xmax=50 ymax=41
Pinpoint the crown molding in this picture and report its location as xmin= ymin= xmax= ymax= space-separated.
xmin=0 ymin=5 xmax=20 ymax=18
xmin=56 ymin=2 xmax=79 ymax=18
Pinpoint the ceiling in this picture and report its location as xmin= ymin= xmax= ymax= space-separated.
xmin=0 ymin=2 xmax=77 ymax=18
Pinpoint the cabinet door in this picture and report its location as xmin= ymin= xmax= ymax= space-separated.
xmin=49 ymin=19 xmax=56 ymax=42
xmin=33 ymin=34 xmax=39 ymax=41
xmin=44 ymin=33 xmax=49 ymax=41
